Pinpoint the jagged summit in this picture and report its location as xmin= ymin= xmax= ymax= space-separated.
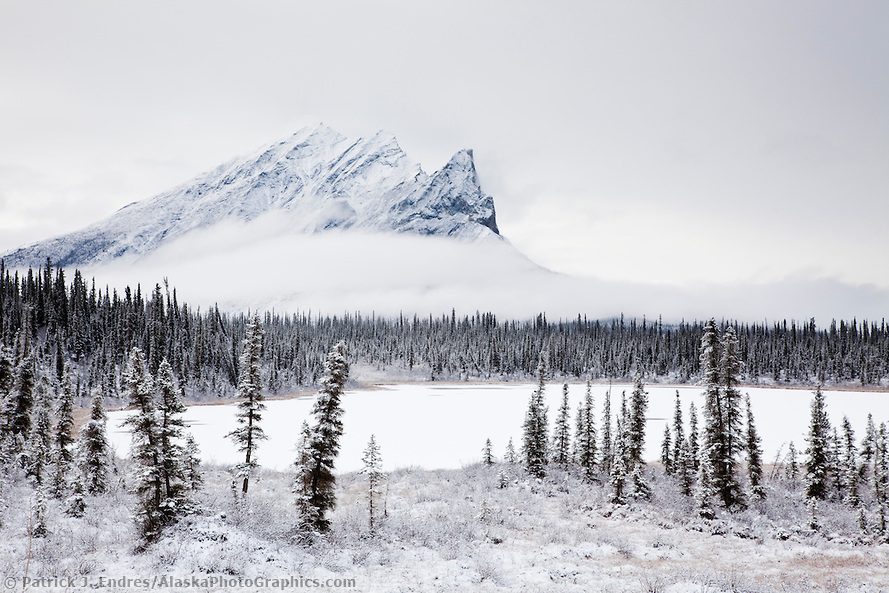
xmin=3 ymin=124 xmax=500 ymax=268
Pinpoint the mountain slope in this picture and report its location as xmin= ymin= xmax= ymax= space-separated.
xmin=3 ymin=124 xmax=500 ymax=268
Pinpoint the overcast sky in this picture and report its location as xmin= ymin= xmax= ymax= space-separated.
xmin=1 ymin=1 xmax=887 ymax=293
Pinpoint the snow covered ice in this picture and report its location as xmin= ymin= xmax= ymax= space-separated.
xmin=108 ymin=383 xmax=889 ymax=474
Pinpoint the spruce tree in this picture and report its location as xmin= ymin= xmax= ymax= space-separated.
xmin=661 ymin=425 xmax=673 ymax=474
xmin=626 ymin=372 xmax=648 ymax=467
xmin=599 ymin=387 xmax=613 ymax=477
xmin=839 ymin=417 xmax=859 ymax=506
xmin=302 ymin=341 xmax=349 ymax=532
xmin=609 ymin=416 xmax=628 ymax=504
xmin=482 ymin=438 xmax=495 ymax=466
xmin=10 ymin=349 xmax=36 ymax=451
xmin=574 ymin=378 xmax=597 ymax=482
xmin=78 ymin=388 xmax=110 ymax=495
xmin=360 ymin=434 xmax=385 ymax=534
xmin=688 ymin=401 xmax=699 ymax=472
xmin=504 ymin=438 xmax=516 ymax=465
xmin=26 ymin=377 xmax=53 ymax=485
xmin=49 ymin=367 xmax=76 ymax=499
xmin=805 ymin=384 xmax=832 ymax=500
xmin=745 ymin=395 xmax=765 ymax=500
xmin=672 ymin=391 xmax=684 ymax=474
xmin=700 ymin=320 xmax=744 ymax=509
xmin=694 ymin=453 xmax=717 ymax=519
xmin=183 ymin=434 xmax=203 ymax=491
xmin=522 ymin=353 xmax=549 ymax=479
xmin=226 ymin=314 xmax=266 ymax=495
xmin=155 ymin=359 xmax=188 ymax=509
xmin=861 ymin=414 xmax=877 ymax=485
xmin=122 ymin=348 xmax=165 ymax=542
xmin=552 ymin=383 xmax=571 ymax=469
xmin=292 ymin=421 xmax=317 ymax=537
xmin=874 ymin=423 xmax=888 ymax=535
xmin=0 ymin=347 xmax=13 ymax=448
xmin=786 ymin=441 xmax=799 ymax=485
xmin=627 ymin=372 xmax=649 ymax=499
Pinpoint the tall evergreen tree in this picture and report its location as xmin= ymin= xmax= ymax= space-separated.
xmin=599 ymin=387 xmax=613 ymax=477
xmin=292 ymin=421 xmax=317 ymax=537
xmin=522 ymin=353 xmax=549 ymax=479
xmin=574 ymin=378 xmax=597 ymax=482
xmin=26 ymin=377 xmax=53 ymax=485
xmin=609 ymin=416 xmax=628 ymax=504
xmin=122 ymin=347 xmax=165 ymax=542
xmin=552 ymin=383 xmax=572 ymax=469
xmin=227 ymin=314 xmax=266 ymax=495
xmin=183 ymin=434 xmax=203 ymax=492
xmin=155 ymin=359 xmax=189 ymax=508
xmin=861 ymin=414 xmax=878 ymax=485
xmin=745 ymin=395 xmax=765 ymax=500
xmin=700 ymin=320 xmax=744 ymax=509
xmin=688 ymin=401 xmax=700 ymax=472
xmin=49 ymin=367 xmax=76 ymax=498
xmin=875 ymin=423 xmax=888 ymax=535
xmin=671 ymin=391 xmax=684 ymax=474
xmin=661 ymin=425 xmax=673 ymax=474
xmin=786 ymin=441 xmax=799 ymax=485
xmin=805 ymin=384 xmax=832 ymax=500
xmin=78 ymin=388 xmax=109 ymax=495
xmin=627 ymin=372 xmax=649 ymax=499
xmin=10 ymin=345 xmax=36 ymax=450
xmin=840 ymin=416 xmax=860 ymax=506
xmin=360 ymin=434 xmax=385 ymax=534
xmin=302 ymin=341 xmax=349 ymax=532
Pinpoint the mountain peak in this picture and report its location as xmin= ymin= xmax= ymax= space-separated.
xmin=3 ymin=125 xmax=501 ymax=268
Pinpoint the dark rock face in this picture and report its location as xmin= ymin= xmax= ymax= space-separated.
xmin=4 ymin=125 xmax=501 ymax=268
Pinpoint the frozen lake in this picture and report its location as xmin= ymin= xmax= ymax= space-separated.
xmin=107 ymin=382 xmax=889 ymax=474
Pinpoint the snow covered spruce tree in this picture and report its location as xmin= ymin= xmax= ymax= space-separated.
xmin=661 ymin=425 xmax=673 ymax=474
xmin=78 ymin=387 xmax=110 ymax=495
xmin=699 ymin=320 xmax=745 ymax=510
xmin=688 ymin=401 xmax=699 ymax=472
xmin=26 ymin=377 xmax=53 ymax=485
xmin=609 ymin=415 xmax=628 ymax=504
xmin=552 ymin=383 xmax=572 ymax=469
xmin=745 ymin=395 xmax=765 ymax=500
xmin=298 ymin=341 xmax=349 ymax=533
xmin=505 ymin=437 xmax=517 ymax=465
xmin=183 ymin=434 xmax=203 ymax=492
xmin=155 ymin=359 xmax=192 ymax=511
xmin=627 ymin=371 xmax=650 ymax=499
xmin=599 ymin=387 xmax=613 ymax=476
xmin=873 ymin=422 xmax=888 ymax=535
xmin=574 ymin=378 xmax=597 ymax=483
xmin=10 ymin=337 xmax=36 ymax=453
xmin=292 ymin=421 xmax=316 ymax=538
xmin=522 ymin=353 xmax=549 ymax=479
xmin=482 ymin=438 xmax=495 ymax=466
xmin=227 ymin=314 xmax=266 ymax=495
xmin=840 ymin=416 xmax=860 ymax=506
xmin=805 ymin=384 xmax=832 ymax=500
xmin=360 ymin=434 xmax=385 ymax=534
xmin=122 ymin=347 xmax=165 ymax=543
xmin=49 ymin=367 xmax=76 ymax=498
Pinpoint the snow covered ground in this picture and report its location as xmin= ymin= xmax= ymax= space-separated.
xmin=107 ymin=383 xmax=889 ymax=474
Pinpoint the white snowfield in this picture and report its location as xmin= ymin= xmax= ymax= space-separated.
xmin=107 ymin=382 xmax=889 ymax=474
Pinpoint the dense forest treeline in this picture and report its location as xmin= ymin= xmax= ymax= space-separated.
xmin=1 ymin=260 xmax=887 ymax=402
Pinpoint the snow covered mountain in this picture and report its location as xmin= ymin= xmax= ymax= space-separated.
xmin=3 ymin=124 xmax=500 ymax=268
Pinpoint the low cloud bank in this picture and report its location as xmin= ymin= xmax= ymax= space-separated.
xmin=70 ymin=215 xmax=888 ymax=325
